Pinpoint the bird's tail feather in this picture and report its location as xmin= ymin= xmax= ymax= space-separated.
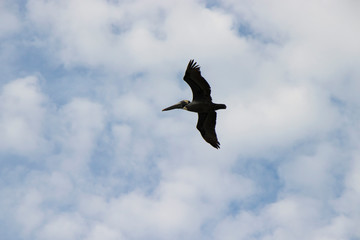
xmin=214 ymin=104 xmax=226 ymax=110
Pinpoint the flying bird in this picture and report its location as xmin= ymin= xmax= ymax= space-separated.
xmin=162 ymin=59 xmax=226 ymax=149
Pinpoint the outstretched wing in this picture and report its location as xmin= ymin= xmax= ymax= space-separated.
xmin=196 ymin=112 xmax=220 ymax=149
xmin=183 ymin=59 xmax=212 ymax=102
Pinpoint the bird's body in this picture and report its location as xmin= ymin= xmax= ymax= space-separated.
xmin=184 ymin=101 xmax=226 ymax=113
xmin=162 ymin=60 xmax=226 ymax=149
xmin=184 ymin=100 xmax=212 ymax=112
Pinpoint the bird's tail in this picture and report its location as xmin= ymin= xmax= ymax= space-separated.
xmin=214 ymin=104 xmax=227 ymax=110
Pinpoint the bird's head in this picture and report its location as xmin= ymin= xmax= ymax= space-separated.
xmin=162 ymin=100 xmax=190 ymax=111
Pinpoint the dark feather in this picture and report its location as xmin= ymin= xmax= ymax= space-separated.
xmin=183 ymin=59 xmax=212 ymax=102
xmin=196 ymin=112 xmax=220 ymax=149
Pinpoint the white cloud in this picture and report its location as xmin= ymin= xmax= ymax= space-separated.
xmin=0 ymin=1 xmax=20 ymax=38
xmin=278 ymin=143 xmax=345 ymax=198
xmin=85 ymin=224 xmax=124 ymax=240
xmin=0 ymin=76 xmax=47 ymax=155
xmin=15 ymin=189 xmax=45 ymax=237
xmin=37 ymin=213 xmax=86 ymax=240
xmin=26 ymin=0 xmax=245 ymax=73
xmin=1 ymin=0 xmax=360 ymax=239
xmin=55 ymin=98 xmax=105 ymax=160
xmin=222 ymin=84 xmax=339 ymax=156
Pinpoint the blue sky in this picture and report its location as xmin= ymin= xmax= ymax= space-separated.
xmin=1 ymin=0 xmax=360 ymax=239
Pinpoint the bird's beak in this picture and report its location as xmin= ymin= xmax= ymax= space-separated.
xmin=162 ymin=102 xmax=183 ymax=111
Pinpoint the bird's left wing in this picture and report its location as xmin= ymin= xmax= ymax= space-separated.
xmin=183 ymin=60 xmax=212 ymax=102
xmin=196 ymin=112 xmax=220 ymax=149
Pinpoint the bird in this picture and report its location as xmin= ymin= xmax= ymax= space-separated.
xmin=162 ymin=59 xmax=226 ymax=149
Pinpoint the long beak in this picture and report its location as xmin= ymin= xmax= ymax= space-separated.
xmin=162 ymin=102 xmax=183 ymax=111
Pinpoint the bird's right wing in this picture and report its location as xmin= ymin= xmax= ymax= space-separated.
xmin=183 ymin=60 xmax=212 ymax=102
xmin=196 ymin=112 xmax=220 ymax=149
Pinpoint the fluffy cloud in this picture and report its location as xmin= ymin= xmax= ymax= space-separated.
xmin=0 ymin=76 xmax=47 ymax=154
xmin=0 ymin=1 xmax=20 ymax=38
xmin=26 ymin=0 xmax=244 ymax=73
xmin=1 ymin=0 xmax=360 ymax=239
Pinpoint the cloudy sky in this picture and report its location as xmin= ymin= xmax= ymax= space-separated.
xmin=1 ymin=0 xmax=360 ymax=239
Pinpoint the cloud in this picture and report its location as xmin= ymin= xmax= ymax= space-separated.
xmin=0 ymin=1 xmax=20 ymax=39
xmin=1 ymin=0 xmax=360 ymax=239
xmin=85 ymin=224 xmax=123 ymax=240
xmin=38 ymin=213 xmax=87 ymax=240
xmin=0 ymin=76 xmax=47 ymax=155
xmin=26 ymin=0 xmax=244 ymax=73
xmin=53 ymin=98 xmax=106 ymax=172
xmin=222 ymin=84 xmax=339 ymax=155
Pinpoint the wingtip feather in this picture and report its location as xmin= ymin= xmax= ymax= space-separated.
xmin=187 ymin=59 xmax=200 ymax=71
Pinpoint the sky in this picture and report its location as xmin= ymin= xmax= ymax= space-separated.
xmin=1 ymin=0 xmax=360 ymax=239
